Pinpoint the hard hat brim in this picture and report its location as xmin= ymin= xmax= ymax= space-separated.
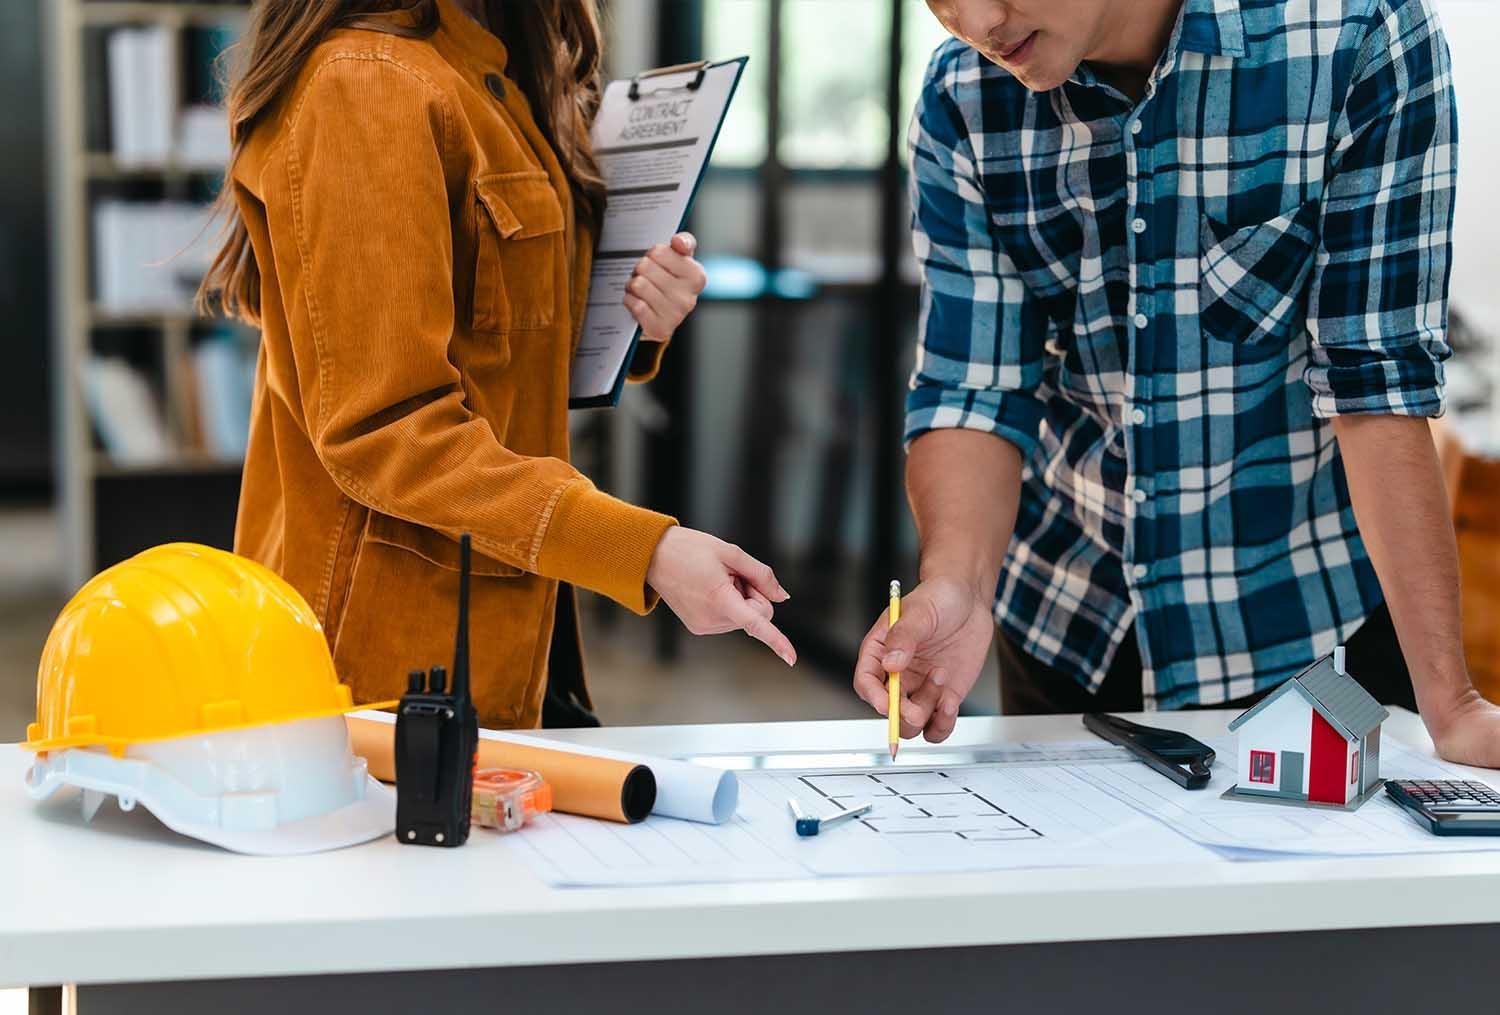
xmin=25 ymin=715 xmax=400 ymax=855
xmin=154 ymin=776 xmax=396 ymax=856
xmin=27 ymin=761 xmax=397 ymax=855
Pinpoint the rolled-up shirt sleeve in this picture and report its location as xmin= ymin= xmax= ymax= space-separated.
xmin=904 ymin=49 xmax=1048 ymax=458
xmin=1305 ymin=0 xmax=1456 ymax=418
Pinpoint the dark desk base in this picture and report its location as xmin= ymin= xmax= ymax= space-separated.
xmin=65 ymin=923 xmax=1496 ymax=1015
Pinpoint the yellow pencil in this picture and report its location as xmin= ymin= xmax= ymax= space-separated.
xmin=887 ymin=579 xmax=901 ymax=761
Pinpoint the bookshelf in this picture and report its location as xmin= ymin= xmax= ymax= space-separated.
xmin=44 ymin=0 xmax=252 ymax=589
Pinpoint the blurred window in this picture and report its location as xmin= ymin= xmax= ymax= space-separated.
xmin=779 ymin=0 xmax=889 ymax=167
xmin=701 ymin=0 xmax=960 ymax=172
xmin=900 ymin=1 xmax=956 ymax=156
xmin=703 ymin=0 xmax=769 ymax=167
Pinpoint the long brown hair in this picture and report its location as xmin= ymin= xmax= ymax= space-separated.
xmin=197 ymin=0 xmax=606 ymax=324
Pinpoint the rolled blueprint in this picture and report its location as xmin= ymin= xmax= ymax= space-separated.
xmin=346 ymin=714 xmax=655 ymax=824
xmin=345 ymin=711 xmax=737 ymax=824
xmin=488 ymin=732 xmax=740 ymax=824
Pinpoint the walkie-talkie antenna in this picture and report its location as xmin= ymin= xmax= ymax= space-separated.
xmin=452 ymin=533 xmax=471 ymax=703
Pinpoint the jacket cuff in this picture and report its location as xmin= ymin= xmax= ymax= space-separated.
xmin=537 ymin=481 xmax=677 ymax=614
xmin=627 ymin=338 xmax=671 ymax=383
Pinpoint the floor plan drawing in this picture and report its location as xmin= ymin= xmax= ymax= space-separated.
xmin=504 ymin=744 xmax=1227 ymax=886
xmin=801 ymin=771 xmax=1043 ymax=841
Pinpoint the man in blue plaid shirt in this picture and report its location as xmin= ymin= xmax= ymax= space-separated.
xmin=852 ymin=0 xmax=1500 ymax=767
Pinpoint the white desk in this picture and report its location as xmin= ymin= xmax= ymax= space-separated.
xmin=5 ymin=708 xmax=1499 ymax=1015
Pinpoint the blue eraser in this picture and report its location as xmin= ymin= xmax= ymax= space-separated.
xmin=795 ymin=817 xmax=820 ymax=837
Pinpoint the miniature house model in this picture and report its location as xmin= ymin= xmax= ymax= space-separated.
xmin=1224 ymin=648 xmax=1389 ymax=809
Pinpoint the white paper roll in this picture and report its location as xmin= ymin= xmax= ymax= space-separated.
xmin=347 ymin=711 xmax=739 ymax=825
xmin=488 ymin=730 xmax=739 ymax=824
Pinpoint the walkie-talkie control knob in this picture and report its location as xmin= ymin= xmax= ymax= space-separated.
xmin=428 ymin=665 xmax=447 ymax=694
xmin=407 ymin=670 xmax=425 ymax=694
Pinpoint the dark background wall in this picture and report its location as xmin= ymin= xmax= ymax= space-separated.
xmin=0 ymin=0 xmax=52 ymax=500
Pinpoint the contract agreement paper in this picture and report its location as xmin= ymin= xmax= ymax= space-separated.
xmin=570 ymin=58 xmax=746 ymax=407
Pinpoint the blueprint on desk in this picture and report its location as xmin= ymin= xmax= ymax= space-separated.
xmin=503 ymin=744 xmax=1215 ymax=886
xmin=501 ymin=740 xmax=1500 ymax=888
xmin=1081 ymin=736 xmax=1500 ymax=858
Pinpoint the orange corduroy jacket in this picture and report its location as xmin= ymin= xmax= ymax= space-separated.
xmin=229 ymin=3 xmax=675 ymax=728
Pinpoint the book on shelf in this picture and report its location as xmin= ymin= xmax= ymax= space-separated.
xmin=103 ymin=24 xmax=234 ymax=168
xmin=188 ymin=329 xmax=255 ymax=459
xmin=83 ymin=338 xmax=254 ymax=470
xmin=82 ymin=356 xmax=175 ymax=466
xmin=106 ymin=25 xmax=176 ymax=166
xmin=93 ymin=200 xmax=219 ymax=313
xmin=176 ymin=104 xmax=231 ymax=166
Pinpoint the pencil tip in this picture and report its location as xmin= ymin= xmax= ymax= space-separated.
xmin=889 ymin=743 xmax=899 ymax=761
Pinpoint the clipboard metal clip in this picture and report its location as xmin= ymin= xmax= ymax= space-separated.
xmin=628 ymin=60 xmax=711 ymax=101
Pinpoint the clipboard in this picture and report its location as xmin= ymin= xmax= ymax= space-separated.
xmin=568 ymin=56 xmax=748 ymax=408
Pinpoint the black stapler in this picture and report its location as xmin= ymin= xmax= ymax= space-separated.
xmin=1083 ymin=713 xmax=1215 ymax=789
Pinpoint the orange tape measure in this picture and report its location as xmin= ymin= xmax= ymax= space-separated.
xmin=471 ymin=768 xmax=552 ymax=832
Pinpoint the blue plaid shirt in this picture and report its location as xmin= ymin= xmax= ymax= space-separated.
xmin=906 ymin=0 xmax=1456 ymax=708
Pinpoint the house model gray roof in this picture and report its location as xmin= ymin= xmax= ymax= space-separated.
xmin=1227 ymin=652 xmax=1389 ymax=741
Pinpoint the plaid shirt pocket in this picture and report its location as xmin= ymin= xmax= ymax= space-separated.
xmin=1199 ymin=200 xmax=1321 ymax=345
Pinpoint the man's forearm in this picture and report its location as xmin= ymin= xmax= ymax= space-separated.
xmin=1333 ymin=415 xmax=1474 ymax=727
xmin=907 ymin=429 xmax=1024 ymax=599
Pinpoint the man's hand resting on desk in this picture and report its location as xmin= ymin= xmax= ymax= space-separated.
xmin=851 ymin=576 xmax=996 ymax=743
xmin=1422 ymin=689 xmax=1500 ymax=769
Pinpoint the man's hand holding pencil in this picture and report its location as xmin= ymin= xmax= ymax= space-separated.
xmin=852 ymin=575 xmax=995 ymax=745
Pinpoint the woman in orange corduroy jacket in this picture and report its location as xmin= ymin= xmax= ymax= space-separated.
xmin=197 ymin=0 xmax=795 ymax=729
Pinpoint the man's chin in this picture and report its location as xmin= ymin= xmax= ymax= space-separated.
xmin=1009 ymin=66 xmax=1072 ymax=92
xmin=983 ymin=54 xmax=1074 ymax=93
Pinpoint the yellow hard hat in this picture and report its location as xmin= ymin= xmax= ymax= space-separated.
xmin=24 ymin=543 xmax=394 ymax=756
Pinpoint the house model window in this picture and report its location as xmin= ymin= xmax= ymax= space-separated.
xmin=1249 ymin=750 xmax=1275 ymax=784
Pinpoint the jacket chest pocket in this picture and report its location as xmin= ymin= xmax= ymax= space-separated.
xmin=472 ymin=171 xmax=565 ymax=334
xmin=1198 ymin=200 xmax=1320 ymax=346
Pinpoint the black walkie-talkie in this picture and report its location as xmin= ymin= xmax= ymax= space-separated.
xmin=394 ymin=533 xmax=479 ymax=847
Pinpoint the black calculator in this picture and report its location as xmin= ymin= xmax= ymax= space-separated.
xmin=1385 ymin=780 xmax=1500 ymax=836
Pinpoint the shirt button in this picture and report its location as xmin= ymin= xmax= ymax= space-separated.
xmin=1132 ymin=563 xmax=1149 ymax=580
xmin=1131 ymin=408 xmax=1147 ymax=425
xmin=1130 ymin=119 xmax=1143 ymax=135
xmin=1133 ymin=312 xmax=1148 ymax=329
xmin=485 ymin=73 xmax=507 ymax=100
xmin=1132 ymin=218 xmax=1147 ymax=235
xmin=1132 ymin=488 xmax=1148 ymax=504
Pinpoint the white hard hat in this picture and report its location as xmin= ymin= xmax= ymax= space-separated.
xmin=25 ymin=715 xmax=394 ymax=855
